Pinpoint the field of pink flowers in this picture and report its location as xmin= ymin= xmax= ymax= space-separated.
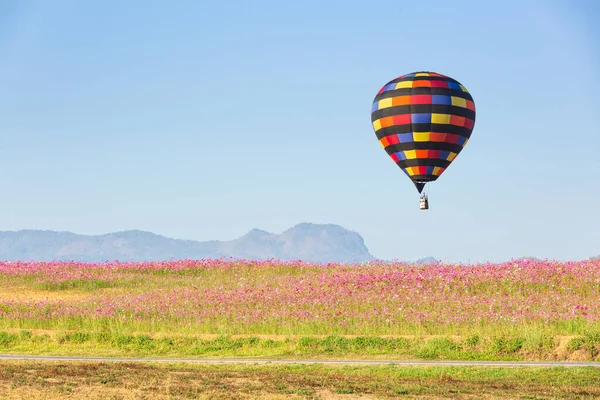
xmin=1 ymin=258 xmax=599 ymax=336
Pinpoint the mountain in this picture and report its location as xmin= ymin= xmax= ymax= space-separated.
xmin=414 ymin=256 xmax=438 ymax=264
xmin=511 ymin=256 xmax=541 ymax=262
xmin=0 ymin=223 xmax=375 ymax=263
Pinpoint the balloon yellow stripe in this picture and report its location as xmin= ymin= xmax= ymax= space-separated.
xmin=431 ymin=113 xmax=451 ymax=124
xmin=404 ymin=150 xmax=416 ymax=159
xmin=377 ymin=98 xmax=393 ymax=109
xmin=451 ymin=96 xmax=467 ymax=108
xmin=395 ymin=81 xmax=412 ymax=89
xmin=413 ymin=132 xmax=430 ymax=142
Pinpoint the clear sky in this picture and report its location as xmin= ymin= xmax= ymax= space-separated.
xmin=0 ymin=0 xmax=598 ymax=263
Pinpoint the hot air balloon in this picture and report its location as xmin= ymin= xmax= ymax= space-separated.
xmin=370 ymin=71 xmax=476 ymax=210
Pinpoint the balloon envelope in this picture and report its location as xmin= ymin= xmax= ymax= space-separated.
xmin=371 ymin=71 xmax=476 ymax=193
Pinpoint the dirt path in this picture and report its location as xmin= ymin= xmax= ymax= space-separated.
xmin=1 ymin=354 xmax=599 ymax=367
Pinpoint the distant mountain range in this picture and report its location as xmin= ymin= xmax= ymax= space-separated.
xmin=0 ymin=223 xmax=391 ymax=263
xmin=1 ymin=224 xmax=593 ymax=264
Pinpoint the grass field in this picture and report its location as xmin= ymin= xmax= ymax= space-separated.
xmin=1 ymin=258 xmax=600 ymax=361
xmin=0 ymin=361 xmax=599 ymax=399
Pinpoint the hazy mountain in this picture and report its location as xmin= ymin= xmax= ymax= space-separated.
xmin=414 ymin=256 xmax=438 ymax=264
xmin=0 ymin=227 xmax=564 ymax=264
xmin=511 ymin=256 xmax=542 ymax=262
xmin=0 ymin=223 xmax=376 ymax=263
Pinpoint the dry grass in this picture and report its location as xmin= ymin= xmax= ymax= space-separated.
xmin=0 ymin=360 xmax=599 ymax=399
xmin=0 ymin=287 xmax=94 ymax=302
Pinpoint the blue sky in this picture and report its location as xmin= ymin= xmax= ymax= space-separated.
xmin=0 ymin=0 xmax=598 ymax=263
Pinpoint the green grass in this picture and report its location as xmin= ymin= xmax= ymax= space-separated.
xmin=1 ymin=330 xmax=600 ymax=361
xmin=2 ymin=311 xmax=600 ymax=337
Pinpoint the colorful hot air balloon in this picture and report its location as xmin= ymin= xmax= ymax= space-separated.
xmin=370 ymin=71 xmax=476 ymax=209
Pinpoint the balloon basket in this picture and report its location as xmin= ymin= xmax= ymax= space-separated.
xmin=419 ymin=195 xmax=429 ymax=210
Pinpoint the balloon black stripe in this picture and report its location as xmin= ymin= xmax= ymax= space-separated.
xmin=389 ymin=76 xmax=460 ymax=84
xmin=374 ymin=124 xmax=474 ymax=140
xmin=374 ymin=88 xmax=474 ymax=101
xmin=371 ymin=105 xmax=475 ymax=121
xmin=409 ymin=174 xmax=440 ymax=182
xmin=384 ymin=142 xmax=464 ymax=154
xmin=393 ymin=159 xmax=452 ymax=168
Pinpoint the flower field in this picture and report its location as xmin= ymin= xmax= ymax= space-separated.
xmin=1 ymin=258 xmax=599 ymax=337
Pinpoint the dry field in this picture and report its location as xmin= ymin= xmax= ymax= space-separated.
xmin=0 ymin=360 xmax=599 ymax=399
